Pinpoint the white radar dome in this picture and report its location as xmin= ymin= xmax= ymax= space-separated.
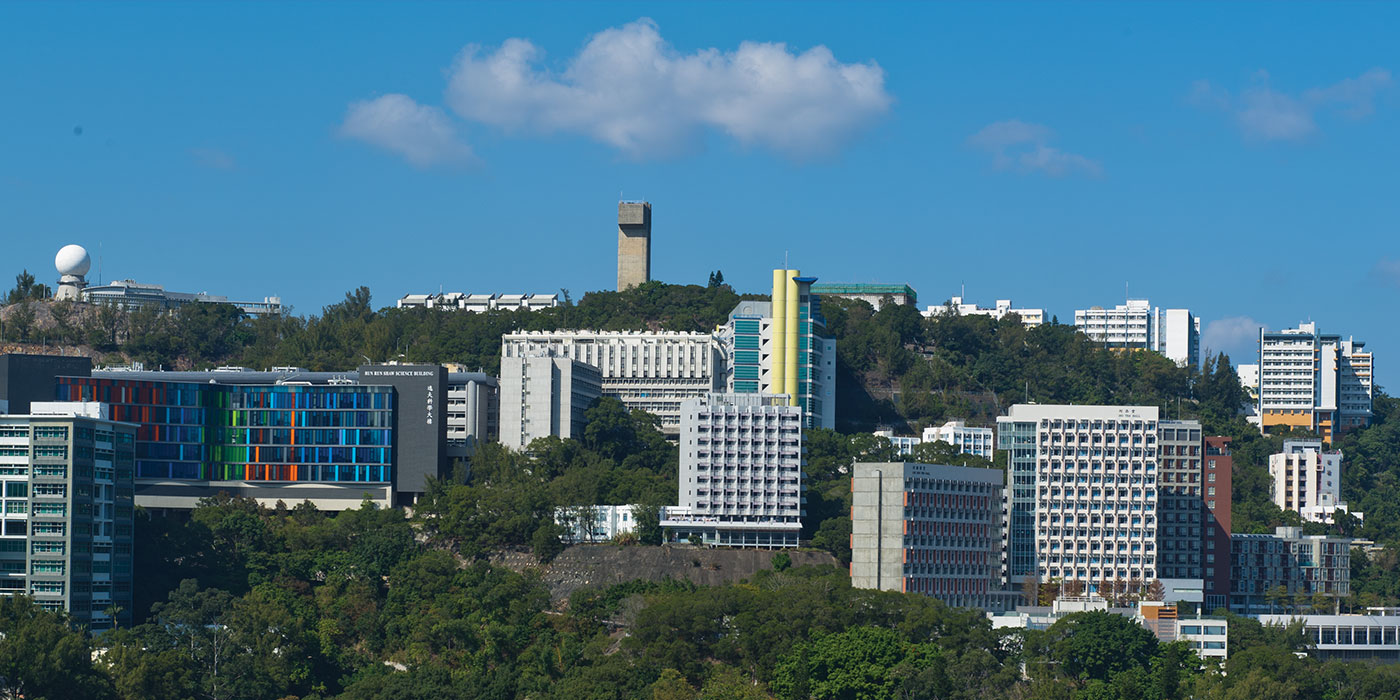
xmin=55 ymin=244 xmax=91 ymax=277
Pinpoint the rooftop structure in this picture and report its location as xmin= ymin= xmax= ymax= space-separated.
xmin=395 ymin=293 xmax=560 ymax=312
xmin=809 ymin=283 xmax=917 ymax=310
xmin=923 ymin=296 xmax=1045 ymax=328
xmin=82 ymin=279 xmax=284 ymax=317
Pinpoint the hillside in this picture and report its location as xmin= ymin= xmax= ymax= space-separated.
xmin=491 ymin=545 xmax=839 ymax=603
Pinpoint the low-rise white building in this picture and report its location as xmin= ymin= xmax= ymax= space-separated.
xmin=989 ymin=598 xmax=1229 ymax=659
xmin=1257 ymin=610 xmax=1400 ymax=662
xmin=921 ymin=420 xmax=995 ymax=459
xmin=555 ymin=504 xmax=640 ymax=543
xmin=923 ymin=296 xmax=1044 ymax=328
xmin=872 ymin=429 xmax=920 ymax=457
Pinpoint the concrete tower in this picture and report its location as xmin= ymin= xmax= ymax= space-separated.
xmin=617 ymin=201 xmax=651 ymax=290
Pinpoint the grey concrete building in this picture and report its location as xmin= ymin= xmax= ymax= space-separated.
xmin=850 ymin=461 xmax=1008 ymax=610
xmin=499 ymin=355 xmax=603 ymax=449
xmin=0 ymin=403 xmax=135 ymax=630
xmin=617 ymin=201 xmax=651 ymax=290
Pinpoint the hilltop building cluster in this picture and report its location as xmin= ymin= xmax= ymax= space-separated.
xmin=2 ymin=199 xmax=1384 ymax=659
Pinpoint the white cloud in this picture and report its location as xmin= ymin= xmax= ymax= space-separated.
xmin=339 ymin=94 xmax=476 ymax=167
xmin=1371 ymin=258 xmax=1400 ymax=288
xmin=1202 ymin=316 xmax=1264 ymax=360
xmin=189 ymin=147 xmax=236 ymax=170
xmin=1192 ymin=68 xmax=1392 ymax=142
xmin=442 ymin=18 xmax=892 ymax=159
xmin=966 ymin=119 xmax=1101 ymax=177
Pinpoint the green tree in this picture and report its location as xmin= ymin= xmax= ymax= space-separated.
xmin=1041 ymin=610 xmax=1158 ymax=681
xmin=0 ymin=596 xmax=114 ymax=700
xmin=771 ymin=626 xmax=941 ymax=700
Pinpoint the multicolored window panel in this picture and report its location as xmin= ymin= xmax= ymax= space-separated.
xmin=55 ymin=378 xmax=394 ymax=483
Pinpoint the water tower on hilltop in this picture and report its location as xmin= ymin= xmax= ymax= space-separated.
xmin=54 ymin=244 xmax=90 ymax=301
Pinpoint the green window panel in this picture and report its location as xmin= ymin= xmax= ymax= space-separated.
xmin=734 ymin=366 xmax=759 ymax=380
xmin=734 ymin=381 xmax=760 ymax=393
xmin=798 ymin=367 xmax=809 ymax=380
xmin=734 ymin=320 xmax=761 ymax=334
xmin=734 ymin=336 xmax=760 ymax=349
xmin=734 ymin=351 xmax=759 ymax=365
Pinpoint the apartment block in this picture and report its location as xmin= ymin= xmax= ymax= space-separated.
xmin=0 ymin=404 xmax=135 ymax=630
xmin=1259 ymin=323 xmax=1374 ymax=442
xmin=1269 ymin=439 xmax=1352 ymax=524
xmin=499 ymin=355 xmax=602 ymax=450
xmin=850 ymin=461 xmax=1008 ymax=610
xmin=1074 ymin=299 xmax=1200 ymax=367
xmin=501 ymin=330 xmax=721 ymax=432
xmin=663 ymin=393 xmax=803 ymax=548
xmin=1230 ymin=527 xmax=1351 ymax=615
xmin=719 ymin=270 xmax=837 ymax=430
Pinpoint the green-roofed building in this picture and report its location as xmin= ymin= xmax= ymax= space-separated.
xmin=809 ymin=283 xmax=917 ymax=310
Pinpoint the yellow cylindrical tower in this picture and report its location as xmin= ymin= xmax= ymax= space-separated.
xmin=770 ymin=269 xmax=787 ymax=397
xmin=784 ymin=270 xmax=800 ymax=407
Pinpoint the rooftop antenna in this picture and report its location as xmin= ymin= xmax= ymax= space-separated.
xmin=784 ymin=250 xmax=789 ymax=269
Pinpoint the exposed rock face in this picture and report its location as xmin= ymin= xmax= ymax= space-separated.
xmin=491 ymin=545 xmax=839 ymax=602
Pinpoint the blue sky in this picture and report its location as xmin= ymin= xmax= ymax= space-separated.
xmin=3 ymin=2 xmax=1397 ymax=385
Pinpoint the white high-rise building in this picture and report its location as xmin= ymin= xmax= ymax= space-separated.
xmin=1269 ymin=440 xmax=1352 ymax=523
xmin=999 ymin=404 xmax=1164 ymax=589
xmin=921 ymin=420 xmax=995 ymax=459
xmin=501 ymin=331 xmax=722 ymax=433
xmin=1259 ymin=323 xmax=1374 ymax=441
xmin=662 ymin=393 xmax=803 ymax=547
xmin=1074 ymin=299 xmax=1200 ymax=367
xmin=923 ymin=296 xmax=1045 ymax=328
xmin=498 ymin=355 xmax=602 ymax=449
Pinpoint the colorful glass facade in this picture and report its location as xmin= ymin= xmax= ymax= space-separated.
xmin=55 ymin=378 xmax=393 ymax=484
